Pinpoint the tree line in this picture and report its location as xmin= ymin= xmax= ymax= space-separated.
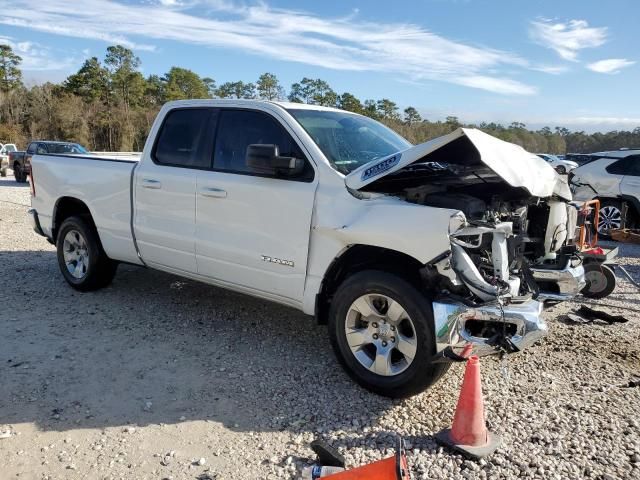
xmin=0 ymin=44 xmax=638 ymax=154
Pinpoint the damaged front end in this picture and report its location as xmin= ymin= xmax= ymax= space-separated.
xmin=346 ymin=128 xmax=586 ymax=360
xmin=426 ymin=216 xmax=552 ymax=360
xmin=428 ymin=218 xmax=551 ymax=360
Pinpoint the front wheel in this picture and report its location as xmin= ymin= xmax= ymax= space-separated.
xmin=56 ymin=216 xmax=117 ymax=291
xmin=328 ymin=270 xmax=448 ymax=398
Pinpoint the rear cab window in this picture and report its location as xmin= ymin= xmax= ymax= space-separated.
xmin=152 ymin=108 xmax=214 ymax=169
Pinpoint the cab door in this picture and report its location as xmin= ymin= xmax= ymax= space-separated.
xmin=195 ymin=108 xmax=317 ymax=302
xmin=133 ymin=108 xmax=215 ymax=273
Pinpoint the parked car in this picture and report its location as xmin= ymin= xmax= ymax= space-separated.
xmin=9 ymin=141 xmax=89 ymax=183
xmin=536 ymin=153 xmax=578 ymax=174
xmin=0 ymin=143 xmax=17 ymax=177
xmin=570 ymin=149 xmax=640 ymax=235
xmin=28 ymin=100 xmax=584 ymax=398
xmin=565 ymin=153 xmax=602 ymax=166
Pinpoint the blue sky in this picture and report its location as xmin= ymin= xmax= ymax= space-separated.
xmin=0 ymin=0 xmax=638 ymax=131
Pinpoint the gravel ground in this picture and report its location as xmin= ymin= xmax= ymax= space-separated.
xmin=1 ymin=175 xmax=639 ymax=480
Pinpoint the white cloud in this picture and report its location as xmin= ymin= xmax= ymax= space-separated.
xmin=530 ymin=64 xmax=569 ymax=75
xmin=566 ymin=116 xmax=640 ymax=126
xmin=547 ymin=116 xmax=640 ymax=132
xmin=0 ymin=35 xmax=75 ymax=71
xmin=0 ymin=0 xmax=538 ymax=95
xmin=416 ymin=110 xmax=640 ymax=133
xmin=587 ymin=58 xmax=635 ymax=74
xmin=529 ymin=19 xmax=607 ymax=61
xmin=454 ymin=75 xmax=537 ymax=95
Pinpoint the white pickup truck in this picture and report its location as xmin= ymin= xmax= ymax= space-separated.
xmin=29 ymin=100 xmax=585 ymax=397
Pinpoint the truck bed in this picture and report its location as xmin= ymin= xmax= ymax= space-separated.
xmin=31 ymin=153 xmax=143 ymax=265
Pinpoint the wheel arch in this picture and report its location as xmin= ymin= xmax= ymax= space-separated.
xmin=52 ymin=197 xmax=99 ymax=244
xmin=315 ymin=244 xmax=426 ymax=325
xmin=617 ymin=194 xmax=640 ymax=220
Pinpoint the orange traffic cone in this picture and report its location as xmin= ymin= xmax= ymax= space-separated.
xmin=435 ymin=355 xmax=501 ymax=459
xmin=322 ymin=438 xmax=410 ymax=480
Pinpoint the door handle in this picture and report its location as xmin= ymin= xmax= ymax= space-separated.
xmin=142 ymin=178 xmax=162 ymax=189
xmin=199 ymin=187 xmax=227 ymax=198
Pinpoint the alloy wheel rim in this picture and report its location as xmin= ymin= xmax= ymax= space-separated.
xmin=598 ymin=206 xmax=622 ymax=233
xmin=345 ymin=294 xmax=417 ymax=377
xmin=63 ymin=229 xmax=89 ymax=279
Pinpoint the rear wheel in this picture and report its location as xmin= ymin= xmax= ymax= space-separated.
xmin=598 ymin=200 xmax=623 ymax=238
xmin=56 ymin=216 xmax=117 ymax=291
xmin=14 ymin=163 xmax=27 ymax=183
xmin=328 ymin=270 xmax=448 ymax=398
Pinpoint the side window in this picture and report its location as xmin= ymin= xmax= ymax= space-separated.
xmin=152 ymin=108 xmax=213 ymax=168
xmin=213 ymin=109 xmax=313 ymax=181
xmin=626 ymin=156 xmax=640 ymax=176
xmin=36 ymin=144 xmax=48 ymax=154
xmin=606 ymin=157 xmax=634 ymax=175
xmin=27 ymin=143 xmax=37 ymax=154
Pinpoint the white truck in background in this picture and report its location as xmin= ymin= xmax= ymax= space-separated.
xmin=28 ymin=100 xmax=585 ymax=398
xmin=1 ymin=143 xmax=17 ymax=177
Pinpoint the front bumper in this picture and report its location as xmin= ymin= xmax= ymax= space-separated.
xmin=28 ymin=208 xmax=46 ymax=237
xmin=433 ymin=299 xmax=547 ymax=361
xmin=531 ymin=263 xmax=586 ymax=301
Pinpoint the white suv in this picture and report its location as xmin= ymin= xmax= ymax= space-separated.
xmin=570 ymin=149 xmax=640 ymax=234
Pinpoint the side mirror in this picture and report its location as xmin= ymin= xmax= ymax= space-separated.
xmin=246 ymin=144 xmax=304 ymax=177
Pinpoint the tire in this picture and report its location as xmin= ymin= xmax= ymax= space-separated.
xmin=328 ymin=270 xmax=449 ymax=398
xmin=14 ymin=163 xmax=27 ymax=183
xmin=56 ymin=216 xmax=117 ymax=291
xmin=598 ymin=200 xmax=623 ymax=238
xmin=555 ymin=165 xmax=566 ymax=174
xmin=581 ymin=263 xmax=616 ymax=299
xmin=1 ymin=167 xmax=6 ymax=177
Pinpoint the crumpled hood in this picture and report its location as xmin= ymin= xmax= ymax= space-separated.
xmin=345 ymin=127 xmax=572 ymax=200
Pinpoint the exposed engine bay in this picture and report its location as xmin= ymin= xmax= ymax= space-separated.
xmin=357 ymin=136 xmax=582 ymax=307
